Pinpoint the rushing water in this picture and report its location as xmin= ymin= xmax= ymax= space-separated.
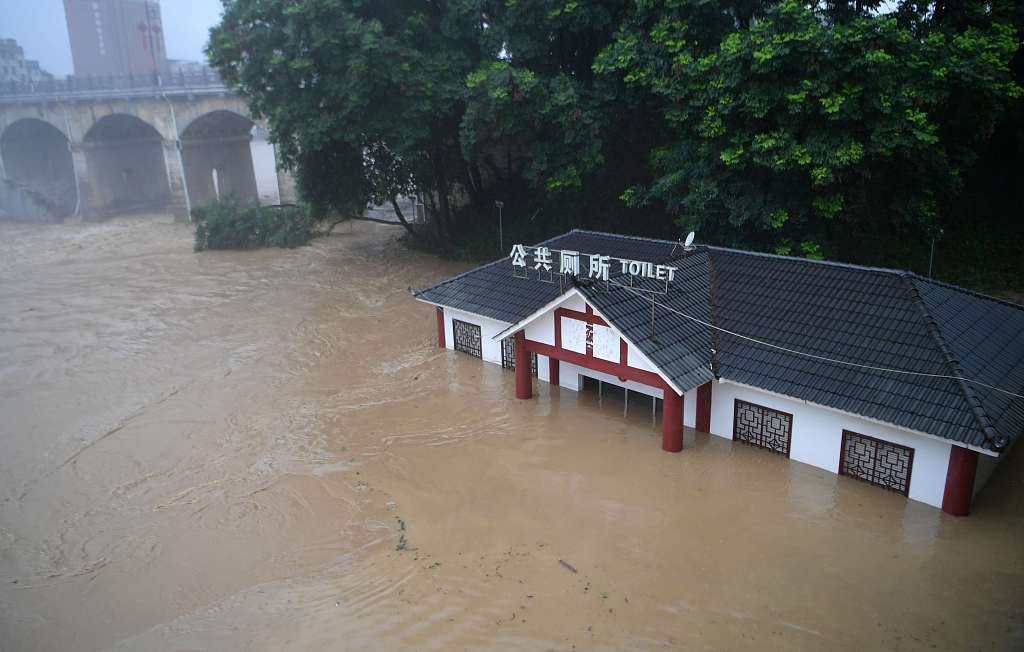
xmin=0 ymin=215 xmax=1021 ymax=651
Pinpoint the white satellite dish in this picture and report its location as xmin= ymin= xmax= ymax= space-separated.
xmin=683 ymin=231 xmax=696 ymax=248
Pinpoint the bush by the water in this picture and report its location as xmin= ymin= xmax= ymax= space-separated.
xmin=193 ymin=196 xmax=315 ymax=251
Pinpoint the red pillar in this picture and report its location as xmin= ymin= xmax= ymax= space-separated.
xmin=662 ymin=387 xmax=683 ymax=452
xmin=435 ymin=307 xmax=446 ymax=348
xmin=549 ymin=358 xmax=560 ymax=387
xmin=942 ymin=446 xmax=979 ymax=516
xmin=696 ymin=381 xmax=712 ymax=432
xmin=515 ymin=331 xmax=532 ymax=399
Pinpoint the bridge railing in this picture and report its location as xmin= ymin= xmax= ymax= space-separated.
xmin=0 ymin=67 xmax=228 ymax=99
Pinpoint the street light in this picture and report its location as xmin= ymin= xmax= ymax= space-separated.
xmin=495 ymin=200 xmax=504 ymax=254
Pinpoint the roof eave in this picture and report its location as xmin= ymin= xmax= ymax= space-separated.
xmin=413 ymin=294 xmax=514 ymax=326
xmin=719 ymin=377 xmax=1001 ymax=457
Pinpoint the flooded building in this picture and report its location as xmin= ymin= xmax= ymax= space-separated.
xmin=415 ymin=230 xmax=1024 ymax=517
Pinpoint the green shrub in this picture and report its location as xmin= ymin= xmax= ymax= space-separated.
xmin=193 ymin=195 xmax=316 ymax=251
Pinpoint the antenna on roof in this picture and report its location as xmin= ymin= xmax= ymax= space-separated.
xmin=670 ymin=231 xmax=697 ymax=258
xmin=669 ymin=231 xmax=696 ymax=258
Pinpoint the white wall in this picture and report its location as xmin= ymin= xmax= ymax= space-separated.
xmin=443 ymin=308 xmax=510 ymax=365
xmin=558 ymin=362 xmax=583 ymax=390
xmin=683 ymin=388 xmax=696 ymax=429
xmin=536 ymin=353 xmax=550 ymax=383
xmin=709 ymin=379 xmax=953 ymax=508
xmin=249 ymin=128 xmax=281 ymax=204
xmin=626 ymin=341 xmax=658 ymax=374
xmin=525 ymin=305 xmax=555 ymax=346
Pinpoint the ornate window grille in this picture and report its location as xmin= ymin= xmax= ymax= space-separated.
xmin=732 ymin=399 xmax=793 ymax=456
xmin=452 ymin=319 xmax=482 ymax=359
xmin=500 ymin=337 xmax=514 ymax=369
xmin=839 ymin=431 xmax=914 ymax=496
xmin=501 ymin=336 xmax=537 ymax=376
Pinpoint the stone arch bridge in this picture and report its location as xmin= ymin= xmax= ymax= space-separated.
xmin=0 ymin=72 xmax=296 ymax=221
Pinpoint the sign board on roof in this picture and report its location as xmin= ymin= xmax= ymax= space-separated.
xmin=509 ymin=244 xmax=677 ymax=283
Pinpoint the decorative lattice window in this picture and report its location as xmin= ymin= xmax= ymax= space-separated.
xmin=733 ymin=399 xmax=793 ymax=456
xmin=452 ymin=319 xmax=482 ymax=359
xmin=501 ymin=336 xmax=537 ymax=376
xmin=839 ymin=431 xmax=914 ymax=496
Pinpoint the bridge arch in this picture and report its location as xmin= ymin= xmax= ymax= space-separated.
xmin=82 ymin=113 xmax=171 ymax=216
xmin=0 ymin=118 xmax=77 ymax=218
xmin=180 ymin=109 xmax=263 ymax=206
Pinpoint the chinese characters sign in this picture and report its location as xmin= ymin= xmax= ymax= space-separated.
xmin=509 ymin=244 xmax=678 ymax=283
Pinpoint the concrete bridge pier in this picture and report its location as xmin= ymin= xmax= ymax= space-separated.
xmin=67 ymin=138 xmax=187 ymax=222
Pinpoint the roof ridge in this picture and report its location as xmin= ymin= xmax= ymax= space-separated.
xmin=703 ymin=245 xmax=908 ymax=275
xmin=570 ymin=228 xmax=909 ymax=275
xmin=570 ymin=228 xmax=677 ymax=246
xmin=905 ymin=276 xmax=1000 ymax=449
xmin=911 ymin=274 xmax=1024 ymax=312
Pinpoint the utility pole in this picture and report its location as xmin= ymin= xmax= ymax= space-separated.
xmin=495 ymin=200 xmax=504 ymax=254
xmin=928 ymin=227 xmax=944 ymax=279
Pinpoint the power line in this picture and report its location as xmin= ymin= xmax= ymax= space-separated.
xmin=620 ymin=286 xmax=1024 ymax=401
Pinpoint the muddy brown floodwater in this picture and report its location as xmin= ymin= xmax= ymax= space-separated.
xmin=0 ymin=215 xmax=1022 ymax=652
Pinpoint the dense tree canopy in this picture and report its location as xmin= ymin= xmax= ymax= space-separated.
xmin=208 ymin=0 xmax=1022 ymax=287
xmin=208 ymin=0 xmax=484 ymax=238
xmin=596 ymin=0 xmax=1021 ymax=256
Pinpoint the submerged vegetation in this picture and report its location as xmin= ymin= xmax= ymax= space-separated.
xmin=208 ymin=1 xmax=1023 ymax=290
xmin=193 ymin=196 xmax=316 ymax=251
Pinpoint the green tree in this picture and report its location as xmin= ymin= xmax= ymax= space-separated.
xmin=208 ymin=0 xmax=664 ymax=249
xmin=208 ymin=0 xmax=1022 ymax=287
xmin=596 ymin=0 xmax=1022 ymax=255
xmin=453 ymin=0 xmax=681 ymax=246
xmin=207 ymin=0 xmax=484 ymax=241
xmin=461 ymin=1 xmax=626 ymax=195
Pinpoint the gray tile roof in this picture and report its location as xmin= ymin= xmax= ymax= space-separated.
xmin=578 ymin=251 xmax=716 ymax=392
xmin=912 ymin=278 xmax=1024 ymax=445
xmin=415 ymin=229 xmax=1024 ymax=452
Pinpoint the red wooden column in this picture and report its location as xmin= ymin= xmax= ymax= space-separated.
xmin=549 ymin=358 xmax=560 ymax=387
xmin=662 ymin=387 xmax=683 ymax=452
xmin=514 ymin=330 xmax=532 ymax=399
xmin=696 ymin=381 xmax=712 ymax=432
xmin=435 ymin=307 xmax=446 ymax=348
xmin=942 ymin=446 xmax=979 ymax=516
